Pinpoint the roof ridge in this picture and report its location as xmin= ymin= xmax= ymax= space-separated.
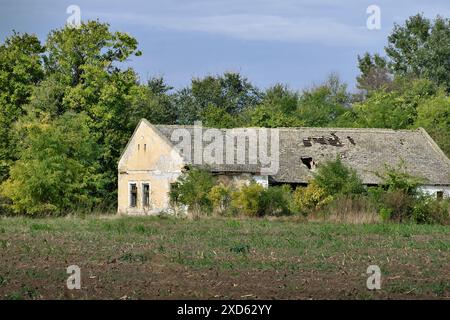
xmin=152 ymin=122 xmax=420 ymax=133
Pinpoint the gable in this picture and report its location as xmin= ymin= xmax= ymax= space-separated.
xmin=118 ymin=119 xmax=184 ymax=173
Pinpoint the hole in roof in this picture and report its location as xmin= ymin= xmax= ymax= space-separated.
xmin=301 ymin=157 xmax=314 ymax=170
xmin=347 ymin=136 xmax=355 ymax=145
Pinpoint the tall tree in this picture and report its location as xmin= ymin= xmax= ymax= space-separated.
xmin=297 ymin=74 xmax=349 ymax=127
xmin=0 ymin=32 xmax=44 ymax=181
xmin=356 ymin=53 xmax=392 ymax=93
xmin=172 ymin=72 xmax=262 ymax=124
xmin=415 ymin=91 xmax=450 ymax=157
xmin=385 ymin=14 xmax=450 ymax=91
xmin=1 ymin=112 xmax=101 ymax=215
xmin=27 ymin=21 xmax=143 ymax=201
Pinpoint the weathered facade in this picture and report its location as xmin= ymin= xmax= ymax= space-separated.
xmin=118 ymin=119 xmax=450 ymax=215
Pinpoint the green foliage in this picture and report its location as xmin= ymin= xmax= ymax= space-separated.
xmin=293 ymin=181 xmax=328 ymax=215
xmin=172 ymin=72 xmax=261 ymax=125
xmin=414 ymin=91 xmax=450 ymax=157
xmin=356 ymin=53 xmax=392 ymax=93
xmin=386 ymin=14 xmax=450 ymax=91
xmin=297 ymin=74 xmax=349 ymax=127
xmin=0 ymin=32 xmax=44 ymax=181
xmin=24 ymin=21 xmax=149 ymax=203
xmin=0 ymin=112 xmax=101 ymax=215
xmin=376 ymin=161 xmax=423 ymax=196
xmin=313 ymin=157 xmax=365 ymax=196
xmin=352 ymin=78 xmax=438 ymax=129
xmin=201 ymin=105 xmax=241 ymax=128
xmin=169 ymin=168 xmax=216 ymax=216
xmin=230 ymin=182 xmax=265 ymax=217
xmin=208 ymin=183 xmax=233 ymax=215
xmin=379 ymin=208 xmax=393 ymax=222
xmin=0 ymin=14 xmax=448 ymax=219
xmin=259 ymin=185 xmax=293 ymax=216
xmin=412 ymin=195 xmax=449 ymax=225
xmin=230 ymin=183 xmax=294 ymax=217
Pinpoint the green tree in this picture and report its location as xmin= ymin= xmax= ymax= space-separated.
xmin=172 ymin=72 xmax=261 ymax=124
xmin=385 ymin=14 xmax=450 ymax=91
xmin=356 ymin=52 xmax=392 ymax=93
xmin=0 ymin=113 xmax=101 ymax=215
xmin=0 ymin=32 xmax=44 ymax=180
xmin=352 ymin=78 xmax=438 ymax=129
xmin=414 ymin=91 xmax=450 ymax=157
xmin=245 ymin=84 xmax=303 ymax=128
xmin=297 ymin=74 xmax=349 ymax=127
xmin=28 ymin=21 xmax=144 ymax=202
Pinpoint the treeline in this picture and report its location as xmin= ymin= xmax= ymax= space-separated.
xmin=0 ymin=14 xmax=449 ymax=215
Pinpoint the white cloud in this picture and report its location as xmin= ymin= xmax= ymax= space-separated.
xmin=91 ymin=12 xmax=370 ymax=46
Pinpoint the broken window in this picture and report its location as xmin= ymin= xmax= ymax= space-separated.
xmin=301 ymin=157 xmax=314 ymax=169
xmin=436 ymin=191 xmax=444 ymax=200
xmin=130 ymin=183 xmax=137 ymax=207
xmin=142 ymin=183 xmax=150 ymax=207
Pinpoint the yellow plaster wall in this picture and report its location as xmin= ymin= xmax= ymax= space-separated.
xmin=117 ymin=121 xmax=184 ymax=215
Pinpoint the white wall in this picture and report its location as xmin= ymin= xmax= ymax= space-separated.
xmin=253 ymin=175 xmax=269 ymax=188
xmin=418 ymin=185 xmax=450 ymax=198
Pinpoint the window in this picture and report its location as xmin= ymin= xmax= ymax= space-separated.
xmin=130 ymin=183 xmax=137 ymax=207
xmin=437 ymin=191 xmax=444 ymax=200
xmin=144 ymin=144 xmax=147 ymax=151
xmin=142 ymin=183 xmax=150 ymax=207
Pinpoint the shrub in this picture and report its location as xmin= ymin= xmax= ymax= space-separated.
xmin=381 ymin=190 xmax=415 ymax=222
xmin=259 ymin=185 xmax=293 ymax=216
xmin=379 ymin=208 xmax=392 ymax=222
xmin=231 ymin=182 xmax=265 ymax=217
xmin=169 ymin=167 xmax=215 ymax=218
xmin=313 ymin=157 xmax=365 ymax=196
xmin=293 ymin=181 xmax=329 ymax=215
xmin=412 ymin=195 xmax=449 ymax=225
xmin=376 ymin=161 xmax=423 ymax=196
xmin=208 ymin=183 xmax=233 ymax=215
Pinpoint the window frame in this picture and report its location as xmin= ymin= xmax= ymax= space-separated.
xmin=129 ymin=181 xmax=138 ymax=208
xmin=142 ymin=182 xmax=151 ymax=207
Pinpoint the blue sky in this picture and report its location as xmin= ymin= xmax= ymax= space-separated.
xmin=1 ymin=0 xmax=449 ymax=92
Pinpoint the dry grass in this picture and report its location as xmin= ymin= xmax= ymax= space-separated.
xmin=309 ymin=195 xmax=380 ymax=224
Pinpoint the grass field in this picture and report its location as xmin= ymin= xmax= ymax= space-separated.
xmin=0 ymin=215 xmax=449 ymax=299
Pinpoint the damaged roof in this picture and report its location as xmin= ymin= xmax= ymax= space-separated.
xmin=152 ymin=122 xmax=450 ymax=186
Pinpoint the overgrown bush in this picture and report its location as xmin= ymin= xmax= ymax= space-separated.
xmin=169 ymin=167 xmax=215 ymax=218
xmin=412 ymin=195 xmax=449 ymax=225
xmin=230 ymin=182 xmax=265 ymax=217
xmin=376 ymin=161 xmax=423 ymax=196
xmin=208 ymin=183 xmax=233 ymax=215
xmin=259 ymin=185 xmax=293 ymax=216
xmin=314 ymin=157 xmax=365 ymax=196
xmin=293 ymin=181 xmax=329 ymax=215
xmin=380 ymin=190 xmax=415 ymax=222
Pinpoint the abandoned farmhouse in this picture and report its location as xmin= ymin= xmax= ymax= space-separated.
xmin=118 ymin=119 xmax=450 ymax=215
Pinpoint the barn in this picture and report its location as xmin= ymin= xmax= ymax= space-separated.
xmin=117 ymin=119 xmax=450 ymax=215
